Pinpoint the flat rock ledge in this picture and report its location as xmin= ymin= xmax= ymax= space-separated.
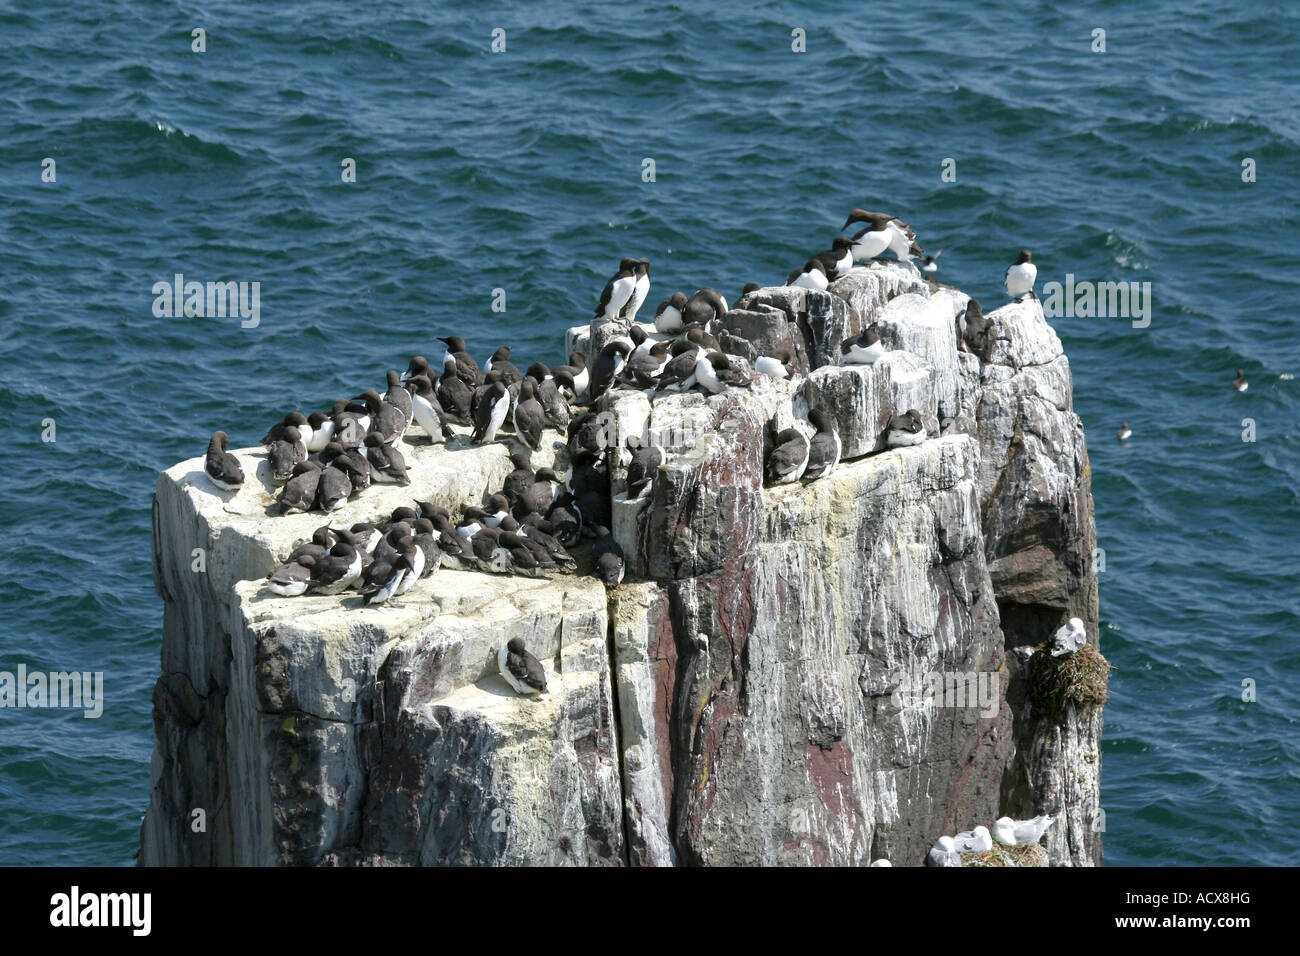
xmin=141 ymin=260 xmax=1102 ymax=866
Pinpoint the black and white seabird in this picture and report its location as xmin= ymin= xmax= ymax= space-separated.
xmin=305 ymin=412 xmax=333 ymax=453
xmin=364 ymin=433 xmax=410 ymax=485
xmin=841 ymin=208 xmax=923 ymax=260
xmin=503 ymin=452 xmax=536 ymax=503
xmin=268 ymin=425 xmax=307 ymax=482
xmin=1116 ymin=422 xmax=1132 ymax=441
xmin=885 ymin=409 xmax=926 ymax=448
xmin=261 ymin=411 xmax=309 ymax=448
xmin=1004 ymin=250 xmax=1036 ymax=301
xmin=812 ymin=237 xmax=855 ymax=280
xmin=498 ymin=637 xmax=548 ymax=696
xmin=406 ymin=375 xmax=456 ymax=443
xmin=513 ymin=378 xmax=546 ymax=451
xmin=788 ymin=258 xmax=830 ymax=291
xmin=594 ymin=257 xmax=639 ymax=323
xmin=682 ymin=288 xmax=728 ymax=327
xmin=694 ymin=351 xmax=732 ymax=394
xmin=653 ymin=340 xmax=703 ymax=392
xmin=205 ymin=430 xmax=245 ymax=491
xmin=520 ymin=468 xmax=563 ymax=517
xmin=766 ymin=427 xmax=810 ymax=485
xmin=279 ymin=460 xmax=322 ymax=515
xmin=959 ymin=300 xmax=992 ymax=360
xmin=364 ymin=389 xmax=407 ymax=445
xmin=554 ymin=352 xmax=588 ymax=400
xmin=436 ymin=370 xmax=473 ymax=426
xmin=470 ymin=379 xmax=510 ymax=444
xmin=315 ymin=456 xmax=353 ymax=511
xmin=584 ymin=340 xmax=631 ymax=404
xmin=654 ymin=292 xmax=687 ymax=334
xmin=412 ymin=518 xmax=442 ymax=579
xmin=439 ymin=336 xmax=483 ymax=387
xmin=481 ymin=493 xmax=511 ymax=529
xmin=400 ymin=355 xmax=430 ymax=386
xmin=618 ymin=340 xmax=671 ymax=389
xmin=266 ymin=554 xmax=315 ymax=596
xmin=921 ymin=250 xmax=942 ymax=274
xmin=484 ymin=346 xmax=523 ymax=385
xmin=625 ymin=441 xmax=662 ymax=498
xmin=626 ymin=258 xmax=651 ymax=323
xmin=309 ymin=542 xmax=363 ymax=595
xmin=591 ymin=526 xmax=625 ymax=588
xmin=384 ymin=369 xmax=414 ymax=427
xmin=755 ymin=349 xmax=794 ymax=379
xmin=470 ymin=527 xmax=512 ymax=574
xmin=545 ymin=494 xmax=583 ymax=546
xmin=1232 ymin=369 xmax=1248 ymax=392
xmin=628 ymin=324 xmax=653 ymax=359
xmin=803 ymin=410 xmax=842 ymax=481
xmin=360 ymin=552 xmax=410 ymax=607
xmin=840 ymin=324 xmax=885 ymax=365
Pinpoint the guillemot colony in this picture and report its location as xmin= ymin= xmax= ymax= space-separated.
xmin=146 ymin=206 xmax=1107 ymax=866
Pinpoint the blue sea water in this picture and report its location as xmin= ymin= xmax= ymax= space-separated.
xmin=0 ymin=1 xmax=1296 ymax=866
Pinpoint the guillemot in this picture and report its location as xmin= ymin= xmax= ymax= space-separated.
xmin=1004 ymin=249 xmax=1036 ymax=301
xmin=594 ymin=257 xmax=638 ymax=323
xmin=766 ymin=427 xmax=810 ymax=485
xmin=498 ymin=637 xmax=548 ymax=696
xmin=204 ymin=430 xmax=245 ymax=491
xmin=840 ymin=324 xmax=884 ymax=365
xmin=802 ymin=410 xmax=841 ymax=481
xmin=885 ymin=409 xmax=926 ymax=448
xmin=654 ymin=292 xmax=687 ymax=334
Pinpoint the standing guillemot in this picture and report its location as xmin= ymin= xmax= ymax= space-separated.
xmin=484 ymin=345 xmax=523 ymax=385
xmin=812 ymin=237 xmax=855 ymax=279
xmin=438 ymin=336 xmax=483 ymax=387
xmin=470 ymin=379 xmax=510 ymax=445
xmin=583 ymin=340 xmax=631 ymax=404
xmin=278 ymin=460 xmax=322 ymax=515
xmin=268 ymin=425 xmax=307 ymax=482
xmin=1232 ymin=369 xmax=1248 ymax=392
xmin=553 ymin=352 xmax=588 ymax=400
xmin=384 ymin=370 xmax=413 ymax=427
xmin=591 ymin=526 xmax=625 ymax=588
xmin=436 ymin=370 xmax=473 ymax=425
xmin=755 ymin=349 xmax=794 ymax=379
xmin=885 ymin=409 xmax=926 ymax=448
xmin=364 ymin=433 xmax=410 ymax=485
xmin=802 ymin=410 xmax=842 ymax=481
xmin=766 ymin=426 xmax=810 ymax=485
xmin=959 ymin=299 xmax=992 ymax=360
xmin=205 ymin=430 xmax=245 ymax=491
xmin=394 ymin=536 xmax=424 ymax=594
xmin=360 ymin=551 xmax=411 ymax=607
xmin=513 ymin=378 xmax=546 ymax=451
xmin=682 ymin=288 xmax=728 ymax=326
xmin=406 ymin=375 xmax=456 ymax=443
xmin=498 ymin=637 xmax=548 ymax=696
xmin=365 ymin=389 xmax=408 ymax=445
xmin=1004 ymin=250 xmax=1037 ymax=301
xmin=527 ymin=365 xmax=571 ymax=431
xmin=305 ymin=412 xmax=333 ymax=453
xmin=654 ymin=292 xmax=687 ymax=334
xmin=840 ymin=324 xmax=884 ymax=365
xmin=787 ymin=258 xmax=829 ymax=291
xmin=399 ymin=355 xmax=430 ymax=385
xmin=411 ymin=518 xmax=442 ymax=579
xmin=625 ymin=440 xmax=662 ymax=498
xmin=625 ymin=258 xmax=651 ymax=322
xmin=1116 ymin=422 xmax=1132 ymax=441
xmin=628 ymin=325 xmax=653 ymax=359
xmin=594 ymin=257 xmax=639 ymax=323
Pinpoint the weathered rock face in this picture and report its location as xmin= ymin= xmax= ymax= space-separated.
xmin=141 ymin=260 xmax=1102 ymax=867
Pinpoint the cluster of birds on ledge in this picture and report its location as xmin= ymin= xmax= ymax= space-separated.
xmin=199 ymin=206 xmax=1047 ymax=609
xmin=912 ymin=813 xmax=1056 ymax=867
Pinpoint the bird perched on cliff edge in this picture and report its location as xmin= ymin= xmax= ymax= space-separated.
xmin=205 ymin=430 xmax=245 ymax=491
xmin=992 ymin=815 xmax=1054 ymax=846
xmin=1050 ymin=618 xmax=1087 ymax=657
xmin=1005 ymin=249 xmax=1037 ymax=301
xmin=499 ymin=637 xmax=548 ymax=697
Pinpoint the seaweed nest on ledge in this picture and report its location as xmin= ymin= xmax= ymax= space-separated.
xmin=960 ymin=844 xmax=1049 ymax=867
xmin=1027 ymin=642 xmax=1110 ymax=719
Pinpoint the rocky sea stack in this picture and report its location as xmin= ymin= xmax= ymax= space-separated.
xmin=141 ymin=259 xmax=1105 ymax=866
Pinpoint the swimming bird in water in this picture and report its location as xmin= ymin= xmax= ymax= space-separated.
xmin=205 ymin=430 xmax=245 ymax=491
xmin=499 ymin=637 xmax=548 ymax=696
xmin=1116 ymin=422 xmax=1132 ymax=441
xmin=1004 ymin=249 xmax=1037 ymax=301
xmin=1232 ymin=369 xmax=1248 ymax=392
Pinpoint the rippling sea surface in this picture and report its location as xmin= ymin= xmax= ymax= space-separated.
xmin=1 ymin=1 xmax=1296 ymax=866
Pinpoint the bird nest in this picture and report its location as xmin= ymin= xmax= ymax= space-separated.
xmin=960 ymin=844 xmax=1048 ymax=867
xmin=1027 ymin=642 xmax=1110 ymax=719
